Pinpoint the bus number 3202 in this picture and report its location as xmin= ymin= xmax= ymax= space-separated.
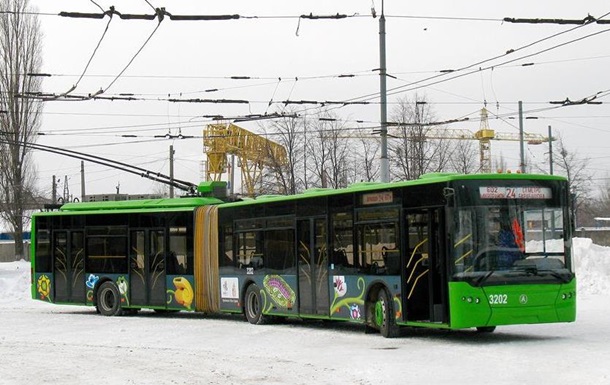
xmin=489 ymin=294 xmax=508 ymax=304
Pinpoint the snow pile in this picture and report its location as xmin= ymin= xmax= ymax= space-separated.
xmin=573 ymin=237 xmax=610 ymax=294
xmin=0 ymin=259 xmax=31 ymax=303
xmin=0 ymin=238 xmax=608 ymax=303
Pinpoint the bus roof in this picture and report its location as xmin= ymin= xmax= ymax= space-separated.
xmin=33 ymin=196 xmax=224 ymax=216
xmin=219 ymin=172 xmax=567 ymax=208
xmin=32 ymin=173 xmax=566 ymax=216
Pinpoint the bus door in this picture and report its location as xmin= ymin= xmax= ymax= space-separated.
xmin=296 ymin=218 xmax=329 ymax=316
xmin=53 ymin=230 xmax=85 ymax=303
xmin=404 ymin=208 xmax=447 ymax=323
xmin=129 ymin=229 xmax=167 ymax=307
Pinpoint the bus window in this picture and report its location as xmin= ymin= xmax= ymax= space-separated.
xmin=453 ymin=210 xmax=474 ymax=274
xmin=220 ymin=223 xmax=234 ymax=267
xmin=264 ymin=229 xmax=295 ymax=272
xmin=149 ymin=230 xmax=165 ymax=274
xmin=331 ymin=212 xmax=355 ymax=272
xmin=236 ymin=231 xmax=263 ymax=269
xmin=451 ymin=205 xmax=571 ymax=284
xmin=406 ymin=213 xmax=429 ymax=263
xmin=356 ymin=222 xmax=399 ymax=275
xmin=86 ymin=235 xmax=128 ymax=274
xmin=169 ymin=226 xmax=189 ymax=275
xmin=35 ymin=228 xmax=51 ymax=272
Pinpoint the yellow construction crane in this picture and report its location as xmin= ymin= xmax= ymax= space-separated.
xmin=203 ymin=123 xmax=287 ymax=197
xmin=392 ymin=108 xmax=550 ymax=173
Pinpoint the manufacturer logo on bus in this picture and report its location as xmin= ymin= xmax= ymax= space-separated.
xmin=519 ymin=294 xmax=528 ymax=304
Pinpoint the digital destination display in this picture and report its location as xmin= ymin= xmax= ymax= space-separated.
xmin=479 ymin=186 xmax=552 ymax=199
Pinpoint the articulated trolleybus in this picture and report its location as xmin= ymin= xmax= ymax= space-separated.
xmin=31 ymin=173 xmax=575 ymax=337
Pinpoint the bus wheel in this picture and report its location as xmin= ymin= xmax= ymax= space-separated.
xmin=244 ymin=284 xmax=267 ymax=325
xmin=96 ymin=281 xmax=124 ymax=316
xmin=375 ymin=289 xmax=400 ymax=338
xmin=476 ymin=326 xmax=496 ymax=333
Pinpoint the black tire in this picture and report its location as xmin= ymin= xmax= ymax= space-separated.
xmin=244 ymin=284 xmax=267 ymax=325
xmin=375 ymin=289 xmax=400 ymax=338
xmin=476 ymin=326 xmax=496 ymax=333
xmin=96 ymin=281 xmax=124 ymax=316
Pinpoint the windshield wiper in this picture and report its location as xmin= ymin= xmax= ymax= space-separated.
xmin=474 ymin=270 xmax=495 ymax=286
xmin=538 ymin=269 xmax=572 ymax=283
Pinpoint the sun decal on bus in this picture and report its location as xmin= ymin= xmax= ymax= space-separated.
xmin=330 ymin=276 xmax=366 ymax=320
xmin=167 ymin=277 xmax=194 ymax=310
xmin=37 ymin=274 xmax=51 ymax=302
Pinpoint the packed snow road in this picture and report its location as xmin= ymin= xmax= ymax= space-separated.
xmin=1 ymin=294 xmax=608 ymax=385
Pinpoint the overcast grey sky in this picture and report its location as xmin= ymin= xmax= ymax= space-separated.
xmin=27 ymin=0 xmax=610 ymax=197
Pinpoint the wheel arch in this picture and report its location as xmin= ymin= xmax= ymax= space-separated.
xmin=240 ymin=278 xmax=257 ymax=313
xmin=92 ymin=276 xmax=115 ymax=307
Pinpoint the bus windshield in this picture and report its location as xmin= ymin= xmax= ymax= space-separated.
xmin=452 ymin=203 xmax=573 ymax=286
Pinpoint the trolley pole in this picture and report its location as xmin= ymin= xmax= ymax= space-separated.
xmin=378 ymin=0 xmax=389 ymax=183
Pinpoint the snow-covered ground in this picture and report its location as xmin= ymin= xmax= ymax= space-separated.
xmin=0 ymin=238 xmax=609 ymax=385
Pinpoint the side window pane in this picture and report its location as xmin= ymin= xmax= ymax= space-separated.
xmin=220 ymin=224 xmax=234 ymax=267
xmin=168 ymin=227 xmax=188 ymax=275
xmin=86 ymin=235 xmax=127 ymax=274
xmin=331 ymin=212 xmax=354 ymax=270
xmin=264 ymin=229 xmax=295 ymax=272
xmin=35 ymin=229 xmax=51 ymax=272
xmin=149 ymin=230 xmax=165 ymax=274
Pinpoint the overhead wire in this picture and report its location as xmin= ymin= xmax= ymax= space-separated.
xmin=102 ymin=9 xmax=165 ymax=94
xmin=0 ymin=136 xmax=197 ymax=192
xmin=353 ymin=12 xmax=610 ymax=103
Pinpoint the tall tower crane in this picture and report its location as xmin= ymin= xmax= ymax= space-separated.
xmin=393 ymin=108 xmax=549 ymax=173
xmin=203 ymin=123 xmax=287 ymax=197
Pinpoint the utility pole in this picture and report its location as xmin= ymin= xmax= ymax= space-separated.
xmin=169 ymin=145 xmax=175 ymax=198
xmin=548 ymin=125 xmax=554 ymax=175
xmin=518 ymin=101 xmax=525 ymax=173
xmin=63 ymin=176 xmax=70 ymax=202
xmin=378 ymin=0 xmax=389 ymax=183
xmin=80 ymin=161 xmax=85 ymax=201
xmin=52 ymin=175 xmax=57 ymax=204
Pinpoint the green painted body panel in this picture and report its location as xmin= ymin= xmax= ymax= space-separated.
xmin=448 ymin=279 xmax=577 ymax=329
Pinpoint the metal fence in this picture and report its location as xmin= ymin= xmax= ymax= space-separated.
xmin=0 ymin=242 xmax=30 ymax=262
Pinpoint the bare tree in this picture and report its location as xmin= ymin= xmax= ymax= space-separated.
xmin=306 ymin=111 xmax=351 ymax=189
xmin=354 ymin=136 xmax=380 ymax=182
xmin=259 ymin=110 xmax=305 ymax=195
xmin=550 ymin=136 xmax=592 ymax=227
xmin=388 ymin=95 xmax=453 ymax=180
xmin=449 ymin=140 xmax=478 ymax=174
xmin=0 ymin=0 xmax=43 ymax=259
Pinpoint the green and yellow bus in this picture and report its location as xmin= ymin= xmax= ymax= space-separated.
xmin=31 ymin=173 xmax=576 ymax=337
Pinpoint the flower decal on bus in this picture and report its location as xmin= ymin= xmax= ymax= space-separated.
xmin=330 ymin=276 xmax=366 ymax=317
xmin=86 ymin=274 xmax=99 ymax=289
xmin=116 ymin=276 xmax=129 ymax=306
xmin=333 ymin=276 xmax=347 ymax=297
xmin=37 ymin=274 xmax=51 ymax=302
xmin=263 ymin=275 xmax=296 ymax=309
xmin=167 ymin=277 xmax=194 ymax=310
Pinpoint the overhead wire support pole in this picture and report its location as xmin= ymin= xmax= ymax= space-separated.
xmin=518 ymin=101 xmax=525 ymax=173
xmin=378 ymin=0 xmax=389 ymax=183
